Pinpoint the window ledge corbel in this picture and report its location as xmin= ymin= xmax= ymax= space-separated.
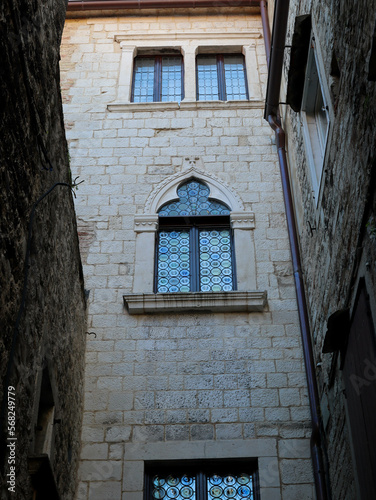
xmin=123 ymin=290 xmax=267 ymax=314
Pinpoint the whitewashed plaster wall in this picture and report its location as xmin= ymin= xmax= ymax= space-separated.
xmin=60 ymin=8 xmax=314 ymax=500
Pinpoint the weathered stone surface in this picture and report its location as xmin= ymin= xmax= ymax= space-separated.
xmin=60 ymin=6 xmax=314 ymax=499
xmin=279 ymin=1 xmax=376 ymax=498
xmin=0 ymin=0 xmax=86 ymax=498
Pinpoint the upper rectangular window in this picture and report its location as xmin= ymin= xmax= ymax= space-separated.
xmin=145 ymin=460 xmax=259 ymax=500
xmin=196 ymin=54 xmax=248 ymax=101
xmin=132 ymin=55 xmax=184 ymax=103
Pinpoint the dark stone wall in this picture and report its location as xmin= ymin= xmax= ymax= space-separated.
xmin=281 ymin=0 xmax=376 ymax=499
xmin=0 ymin=0 xmax=87 ymax=498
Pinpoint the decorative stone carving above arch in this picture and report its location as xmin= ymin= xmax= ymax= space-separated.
xmin=144 ymin=159 xmax=244 ymax=215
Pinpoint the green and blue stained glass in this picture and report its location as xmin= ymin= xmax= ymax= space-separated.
xmin=157 ymin=230 xmax=191 ymax=293
xmin=156 ymin=180 xmax=233 ymax=293
xmin=158 ymin=180 xmax=230 ymax=217
xmin=207 ymin=473 xmax=254 ymax=499
xmin=199 ymin=229 xmax=233 ymax=292
xmin=150 ymin=472 xmax=254 ymax=499
xmin=152 ymin=474 xmax=196 ymax=499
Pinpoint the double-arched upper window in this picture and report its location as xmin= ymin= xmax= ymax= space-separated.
xmin=156 ymin=179 xmax=235 ymax=293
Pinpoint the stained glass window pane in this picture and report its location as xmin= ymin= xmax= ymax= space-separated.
xmin=158 ymin=180 xmax=230 ymax=217
xmin=197 ymin=56 xmax=219 ymax=101
xmin=157 ymin=230 xmax=191 ymax=293
xmin=161 ymin=56 xmax=183 ymax=102
xmin=224 ymin=55 xmax=247 ymax=101
xmin=207 ymin=473 xmax=254 ymax=500
xmin=151 ymin=473 xmax=196 ymax=499
xmin=199 ymin=229 xmax=233 ymax=292
xmin=132 ymin=58 xmax=155 ymax=102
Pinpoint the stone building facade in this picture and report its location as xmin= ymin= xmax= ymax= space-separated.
xmin=267 ymin=0 xmax=376 ymax=499
xmin=1 ymin=0 xmax=87 ymax=498
xmin=60 ymin=3 xmax=318 ymax=499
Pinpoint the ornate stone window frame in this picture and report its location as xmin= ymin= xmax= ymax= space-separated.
xmin=109 ymin=30 xmax=263 ymax=111
xmin=123 ymin=160 xmax=267 ymax=314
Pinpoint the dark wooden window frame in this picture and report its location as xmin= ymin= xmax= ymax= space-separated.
xmin=131 ymin=54 xmax=184 ymax=103
xmin=154 ymin=215 xmax=237 ymax=293
xmin=196 ymin=53 xmax=249 ymax=101
xmin=342 ymin=279 xmax=376 ymax=499
xmin=144 ymin=459 xmax=260 ymax=500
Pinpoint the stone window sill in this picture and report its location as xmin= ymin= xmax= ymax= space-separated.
xmin=108 ymin=100 xmax=264 ymax=112
xmin=123 ymin=290 xmax=267 ymax=314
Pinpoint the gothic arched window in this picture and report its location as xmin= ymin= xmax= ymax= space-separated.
xmin=156 ymin=179 xmax=235 ymax=293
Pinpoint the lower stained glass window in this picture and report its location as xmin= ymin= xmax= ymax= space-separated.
xmin=156 ymin=180 xmax=235 ymax=293
xmin=151 ymin=474 xmax=196 ymax=499
xmin=207 ymin=473 xmax=254 ymax=499
xmin=145 ymin=461 xmax=259 ymax=500
xmin=199 ymin=229 xmax=233 ymax=292
xmin=157 ymin=230 xmax=191 ymax=293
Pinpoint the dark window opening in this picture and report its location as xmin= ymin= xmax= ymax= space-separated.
xmin=196 ymin=54 xmax=248 ymax=101
xmin=285 ymin=14 xmax=312 ymax=112
xmin=34 ymin=367 xmax=55 ymax=456
xmin=144 ymin=459 xmax=260 ymax=500
xmin=330 ymin=50 xmax=341 ymax=112
xmin=28 ymin=366 xmax=59 ymax=499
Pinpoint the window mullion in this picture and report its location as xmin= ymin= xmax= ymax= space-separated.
xmin=181 ymin=56 xmax=185 ymax=101
xmin=196 ymin=471 xmax=206 ymax=500
xmin=217 ymin=54 xmax=226 ymax=101
xmin=154 ymin=56 xmax=162 ymax=102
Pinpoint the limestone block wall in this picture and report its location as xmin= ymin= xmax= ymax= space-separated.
xmin=61 ymin=8 xmax=315 ymax=500
xmin=278 ymin=0 xmax=376 ymax=499
xmin=1 ymin=0 xmax=87 ymax=498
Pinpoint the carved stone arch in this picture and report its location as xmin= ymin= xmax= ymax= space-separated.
xmin=133 ymin=161 xmax=258 ymax=297
xmin=145 ymin=166 xmax=244 ymax=215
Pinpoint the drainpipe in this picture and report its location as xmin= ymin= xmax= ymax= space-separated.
xmin=263 ymin=1 xmax=329 ymax=500
xmin=260 ymin=0 xmax=271 ymax=67
xmin=67 ymin=0 xmax=261 ymax=11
